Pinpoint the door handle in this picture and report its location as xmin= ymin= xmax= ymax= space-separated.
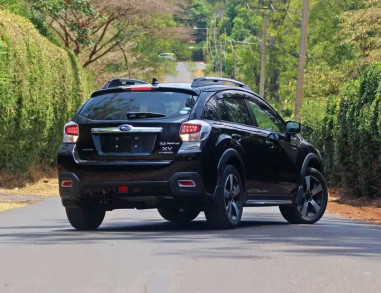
xmin=232 ymin=134 xmax=241 ymax=141
xmin=266 ymin=140 xmax=275 ymax=149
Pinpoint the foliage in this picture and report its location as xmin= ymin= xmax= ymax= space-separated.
xmin=310 ymin=64 xmax=381 ymax=198
xmin=30 ymin=0 xmax=104 ymax=46
xmin=338 ymin=1 xmax=381 ymax=63
xmin=0 ymin=10 xmax=93 ymax=172
xmin=24 ymin=0 xmax=186 ymax=68
xmin=189 ymin=0 xmax=211 ymax=41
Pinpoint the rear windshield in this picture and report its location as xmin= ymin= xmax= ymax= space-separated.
xmin=79 ymin=91 xmax=197 ymax=120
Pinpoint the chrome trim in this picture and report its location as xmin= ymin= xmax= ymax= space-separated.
xmin=72 ymin=147 xmax=171 ymax=166
xmin=91 ymin=126 xmax=163 ymax=134
xmin=245 ymin=200 xmax=293 ymax=205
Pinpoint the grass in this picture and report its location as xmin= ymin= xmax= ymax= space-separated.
xmin=0 ymin=166 xmax=58 ymax=196
xmin=0 ymin=202 xmax=28 ymax=212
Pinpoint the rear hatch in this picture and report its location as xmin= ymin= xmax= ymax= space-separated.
xmin=74 ymin=88 xmax=198 ymax=162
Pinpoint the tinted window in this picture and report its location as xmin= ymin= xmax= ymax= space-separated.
xmin=79 ymin=92 xmax=197 ymax=120
xmin=222 ymin=98 xmax=252 ymax=125
xmin=217 ymin=99 xmax=230 ymax=121
xmin=203 ymin=97 xmax=219 ymax=120
xmin=247 ymin=100 xmax=282 ymax=132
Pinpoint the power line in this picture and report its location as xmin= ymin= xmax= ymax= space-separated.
xmin=284 ymin=3 xmax=301 ymax=24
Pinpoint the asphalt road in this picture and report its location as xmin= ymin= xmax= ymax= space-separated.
xmin=164 ymin=62 xmax=206 ymax=83
xmin=0 ymin=198 xmax=380 ymax=293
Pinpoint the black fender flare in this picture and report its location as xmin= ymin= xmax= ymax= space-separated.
xmin=213 ymin=148 xmax=246 ymax=199
xmin=300 ymin=153 xmax=322 ymax=182
xmin=217 ymin=148 xmax=246 ymax=179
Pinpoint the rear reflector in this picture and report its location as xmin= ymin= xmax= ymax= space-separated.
xmin=117 ymin=185 xmax=129 ymax=193
xmin=178 ymin=180 xmax=196 ymax=188
xmin=61 ymin=181 xmax=73 ymax=188
xmin=130 ymin=87 xmax=152 ymax=91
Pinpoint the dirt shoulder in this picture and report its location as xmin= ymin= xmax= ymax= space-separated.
xmin=328 ymin=188 xmax=381 ymax=224
xmin=0 ymin=170 xmax=58 ymax=212
xmin=0 ymin=172 xmax=380 ymax=224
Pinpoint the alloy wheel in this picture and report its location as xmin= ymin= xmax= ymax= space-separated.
xmin=224 ymin=174 xmax=242 ymax=221
xmin=298 ymin=175 xmax=324 ymax=218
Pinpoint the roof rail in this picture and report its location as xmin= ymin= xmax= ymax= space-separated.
xmin=191 ymin=77 xmax=249 ymax=89
xmin=102 ymin=78 xmax=148 ymax=89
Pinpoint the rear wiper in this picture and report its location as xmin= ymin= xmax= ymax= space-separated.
xmin=126 ymin=112 xmax=166 ymax=119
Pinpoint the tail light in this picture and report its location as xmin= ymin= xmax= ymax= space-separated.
xmin=63 ymin=121 xmax=79 ymax=143
xmin=179 ymin=120 xmax=211 ymax=142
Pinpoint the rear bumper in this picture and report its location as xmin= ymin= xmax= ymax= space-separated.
xmin=58 ymin=144 xmax=213 ymax=209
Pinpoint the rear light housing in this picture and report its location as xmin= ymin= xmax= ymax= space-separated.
xmin=63 ymin=121 xmax=79 ymax=143
xmin=179 ymin=120 xmax=211 ymax=142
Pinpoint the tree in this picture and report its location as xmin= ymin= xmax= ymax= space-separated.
xmin=189 ymin=0 xmax=211 ymax=41
xmin=338 ymin=0 xmax=381 ymax=64
xmin=29 ymin=0 xmax=182 ymax=67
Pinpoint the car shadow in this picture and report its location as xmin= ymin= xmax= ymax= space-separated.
xmin=1 ymin=214 xmax=381 ymax=259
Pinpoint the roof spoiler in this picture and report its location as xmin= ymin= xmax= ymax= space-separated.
xmin=102 ymin=78 xmax=148 ymax=89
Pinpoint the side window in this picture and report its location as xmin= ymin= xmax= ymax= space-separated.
xmin=220 ymin=97 xmax=252 ymax=125
xmin=247 ymin=100 xmax=282 ymax=132
xmin=216 ymin=98 xmax=230 ymax=121
xmin=203 ymin=97 xmax=219 ymax=120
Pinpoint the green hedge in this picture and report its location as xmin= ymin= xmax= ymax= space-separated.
xmin=304 ymin=63 xmax=381 ymax=198
xmin=0 ymin=10 xmax=93 ymax=172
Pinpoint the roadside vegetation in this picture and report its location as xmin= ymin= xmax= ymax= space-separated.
xmin=0 ymin=9 xmax=93 ymax=173
xmin=0 ymin=0 xmax=194 ymax=178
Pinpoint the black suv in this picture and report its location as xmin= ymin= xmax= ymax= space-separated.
xmin=58 ymin=77 xmax=328 ymax=230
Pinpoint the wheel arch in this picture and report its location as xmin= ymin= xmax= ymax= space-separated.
xmin=217 ymin=148 xmax=246 ymax=189
xmin=300 ymin=153 xmax=324 ymax=181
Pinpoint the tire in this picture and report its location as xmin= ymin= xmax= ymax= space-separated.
xmin=158 ymin=207 xmax=200 ymax=224
xmin=280 ymin=167 xmax=328 ymax=224
xmin=204 ymin=165 xmax=244 ymax=229
xmin=65 ymin=207 xmax=105 ymax=230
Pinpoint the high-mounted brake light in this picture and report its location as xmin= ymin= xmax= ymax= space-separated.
xmin=179 ymin=120 xmax=211 ymax=142
xmin=63 ymin=121 xmax=79 ymax=143
xmin=131 ymin=87 xmax=152 ymax=91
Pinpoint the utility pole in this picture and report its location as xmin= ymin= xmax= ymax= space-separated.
xmin=294 ymin=0 xmax=310 ymax=121
xmin=233 ymin=41 xmax=237 ymax=79
xmin=213 ymin=26 xmax=218 ymax=75
xmin=247 ymin=1 xmax=286 ymax=99
xmin=259 ymin=7 xmax=268 ymax=98
xmin=219 ymin=42 xmax=223 ymax=77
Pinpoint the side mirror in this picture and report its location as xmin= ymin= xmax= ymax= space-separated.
xmin=285 ymin=121 xmax=301 ymax=134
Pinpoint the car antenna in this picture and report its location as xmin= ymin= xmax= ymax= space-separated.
xmin=152 ymin=78 xmax=159 ymax=86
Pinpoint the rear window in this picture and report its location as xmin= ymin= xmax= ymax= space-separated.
xmin=79 ymin=91 xmax=197 ymax=120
